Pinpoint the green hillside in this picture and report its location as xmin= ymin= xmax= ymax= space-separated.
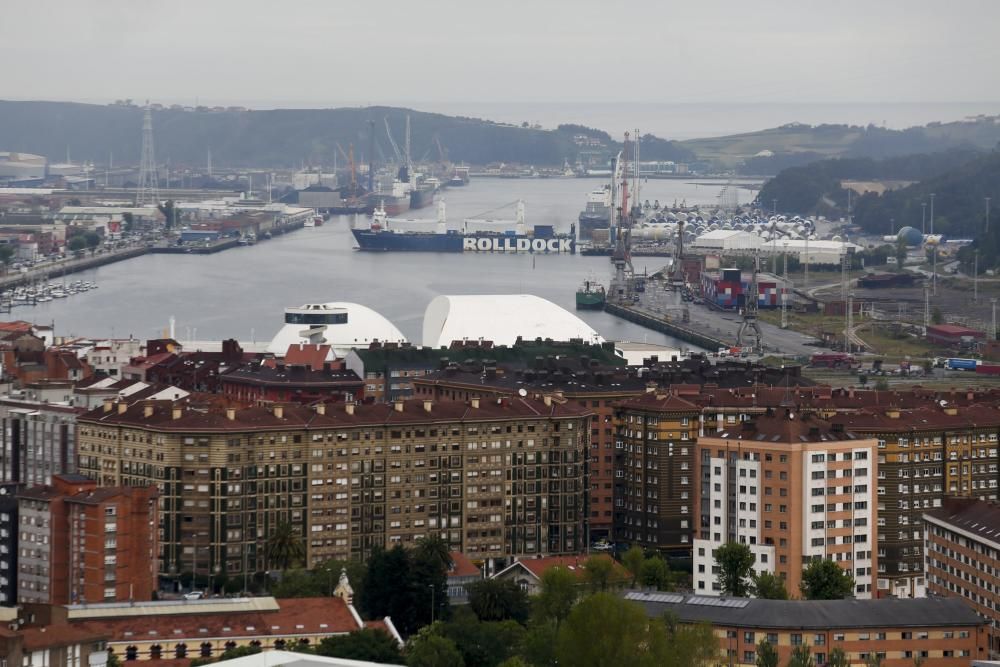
xmin=681 ymin=118 xmax=1000 ymax=172
xmin=0 ymin=101 xmax=693 ymax=168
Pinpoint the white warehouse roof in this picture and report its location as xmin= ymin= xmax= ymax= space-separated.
xmin=691 ymin=230 xmax=762 ymax=251
xmin=216 ymin=650 xmax=403 ymax=667
xmin=268 ymin=302 xmax=407 ymax=357
xmin=422 ymin=294 xmax=604 ymax=348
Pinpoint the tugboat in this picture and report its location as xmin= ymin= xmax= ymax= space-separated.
xmin=575 ymin=279 xmax=606 ymax=310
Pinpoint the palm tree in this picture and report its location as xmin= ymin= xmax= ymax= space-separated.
xmin=265 ymin=521 xmax=305 ymax=571
xmin=415 ymin=535 xmax=451 ymax=570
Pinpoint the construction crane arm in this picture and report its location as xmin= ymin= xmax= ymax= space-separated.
xmin=384 ymin=117 xmax=403 ymax=164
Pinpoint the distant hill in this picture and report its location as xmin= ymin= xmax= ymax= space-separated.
xmin=756 ymin=149 xmax=984 ymax=218
xmin=852 ymin=150 xmax=1000 ymax=239
xmin=680 ymin=118 xmax=1000 ymax=173
xmin=0 ymin=100 xmax=693 ymax=168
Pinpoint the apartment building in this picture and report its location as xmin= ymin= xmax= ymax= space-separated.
xmin=0 ymin=397 xmax=79 ymax=485
xmin=76 ymin=397 xmax=589 ymax=580
xmin=924 ymin=498 xmax=1000 ymax=658
xmin=416 ymin=366 xmax=647 ymax=542
xmin=0 ymin=604 xmax=109 ymax=667
xmin=834 ymin=406 xmax=1000 ymax=598
xmin=0 ymin=482 xmax=17 ymax=606
xmin=613 ymin=392 xmax=700 ymax=554
xmin=627 ymin=591 xmax=989 ymax=666
xmin=693 ymin=411 xmax=878 ymax=598
xmin=16 ymin=474 xmax=158 ymax=605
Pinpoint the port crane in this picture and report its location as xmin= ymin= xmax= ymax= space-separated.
xmin=735 ymin=250 xmax=765 ymax=354
xmin=383 ymin=117 xmax=404 ymax=165
xmin=609 ymin=133 xmax=637 ymax=303
xmin=335 ymin=143 xmax=360 ymax=194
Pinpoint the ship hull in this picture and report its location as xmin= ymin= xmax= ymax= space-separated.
xmin=365 ymin=194 xmax=410 ymax=216
xmin=410 ymin=186 xmax=435 ymax=209
xmin=575 ymin=292 xmax=606 ymax=309
xmin=353 ymin=230 xmax=575 ymax=254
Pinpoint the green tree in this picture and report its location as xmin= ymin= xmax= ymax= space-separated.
xmin=411 ymin=537 xmax=451 ymax=627
xmin=874 ymin=377 xmax=890 ymax=391
xmin=787 ymin=644 xmax=815 ymax=667
xmin=555 ymin=593 xmax=668 ymax=667
xmin=84 ymin=231 xmax=102 ymax=255
xmin=106 ymin=653 xmax=122 ymax=667
xmin=497 ymin=658 xmax=529 ymax=667
xmin=122 ymin=211 xmax=134 ymax=232
xmin=895 ymin=236 xmax=908 ymax=267
xmin=663 ymin=620 xmax=717 ymax=667
xmin=581 ymin=555 xmax=615 ymax=592
xmin=751 ymin=572 xmax=788 ymax=600
xmin=361 ymin=545 xmax=418 ymax=634
xmin=756 ymin=638 xmax=779 ymax=667
xmin=532 ymin=566 xmax=578 ymax=628
xmin=316 ymin=629 xmax=403 ymax=663
xmin=406 ymin=633 xmax=464 ymax=667
xmin=465 ymin=579 xmax=530 ymax=624
xmin=158 ymin=200 xmax=177 ymax=229
xmin=864 ymin=654 xmax=884 ymax=667
xmin=622 ymin=546 xmax=645 ymax=587
xmin=800 ymin=559 xmax=855 ymax=600
xmin=639 ymin=556 xmax=672 ymax=591
xmin=519 ymin=620 xmax=558 ymax=667
xmin=826 ymin=647 xmax=850 ymax=667
xmin=931 ymin=307 xmax=944 ymax=324
xmin=265 ymin=521 xmax=305 ymax=571
xmin=439 ymin=609 xmax=524 ymax=667
xmin=68 ymin=235 xmax=88 ymax=252
xmin=714 ymin=542 xmax=754 ymax=597
xmin=0 ymin=245 xmax=14 ymax=270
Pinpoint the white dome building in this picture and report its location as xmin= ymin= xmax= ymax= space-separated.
xmin=422 ymin=294 xmax=603 ymax=348
xmin=268 ymin=302 xmax=406 ymax=357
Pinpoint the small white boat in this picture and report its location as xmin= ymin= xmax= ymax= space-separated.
xmin=51 ymin=290 xmax=67 ymax=299
xmin=37 ymin=295 xmax=52 ymax=303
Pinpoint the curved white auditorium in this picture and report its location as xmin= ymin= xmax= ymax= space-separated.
xmin=268 ymin=302 xmax=407 ymax=357
xmin=422 ymin=294 xmax=603 ymax=348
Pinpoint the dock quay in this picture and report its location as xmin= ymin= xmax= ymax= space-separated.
xmin=0 ymin=246 xmax=149 ymax=290
xmin=604 ymin=301 xmax=729 ymax=351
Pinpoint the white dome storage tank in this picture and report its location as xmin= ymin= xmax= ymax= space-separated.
xmin=422 ymin=294 xmax=603 ymax=348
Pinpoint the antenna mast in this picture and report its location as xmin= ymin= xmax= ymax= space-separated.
xmin=136 ymin=106 xmax=160 ymax=206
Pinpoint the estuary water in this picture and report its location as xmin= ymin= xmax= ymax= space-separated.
xmin=23 ymin=178 xmax=755 ymax=349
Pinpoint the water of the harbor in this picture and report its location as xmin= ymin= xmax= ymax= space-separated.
xmin=22 ymin=178 xmax=757 ymax=350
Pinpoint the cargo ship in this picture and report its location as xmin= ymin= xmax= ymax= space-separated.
xmin=365 ymin=167 xmax=412 ymax=216
xmin=575 ymin=280 xmax=606 ymax=309
xmin=578 ymin=185 xmax=612 ymax=240
xmin=410 ymin=182 xmax=435 ymax=210
xmin=353 ymin=200 xmax=575 ymax=253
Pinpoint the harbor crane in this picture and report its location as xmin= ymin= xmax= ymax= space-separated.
xmin=383 ymin=117 xmax=404 ymax=165
xmin=735 ymin=250 xmax=765 ymax=354
xmin=336 ymin=143 xmax=359 ymax=192
xmin=609 ymin=134 xmax=637 ymax=303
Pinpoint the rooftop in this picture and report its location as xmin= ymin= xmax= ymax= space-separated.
xmin=79 ymin=397 xmax=589 ymax=432
xmin=71 ymin=597 xmax=362 ymax=642
xmin=924 ymin=498 xmax=1000 ymax=545
xmin=711 ymin=410 xmax=861 ymax=443
xmin=625 ymin=592 xmax=986 ymax=630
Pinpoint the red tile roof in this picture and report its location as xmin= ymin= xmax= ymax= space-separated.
xmin=501 ymin=554 xmax=629 ymax=582
xmin=21 ymin=624 xmax=107 ymax=651
xmin=79 ymin=397 xmax=590 ymax=432
xmin=72 ymin=597 xmax=361 ymax=643
xmin=448 ymin=552 xmax=481 ymax=578
xmin=282 ymin=343 xmax=334 ymax=369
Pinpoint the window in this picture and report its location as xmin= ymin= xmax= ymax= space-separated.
xmin=790 ymin=634 xmax=802 ymax=646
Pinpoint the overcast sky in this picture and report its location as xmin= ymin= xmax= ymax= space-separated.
xmin=3 ymin=0 xmax=998 ymax=109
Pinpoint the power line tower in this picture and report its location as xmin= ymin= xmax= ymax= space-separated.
xmin=136 ymin=107 xmax=160 ymax=206
xmin=736 ymin=250 xmax=764 ymax=353
xmin=923 ymin=283 xmax=931 ymax=330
